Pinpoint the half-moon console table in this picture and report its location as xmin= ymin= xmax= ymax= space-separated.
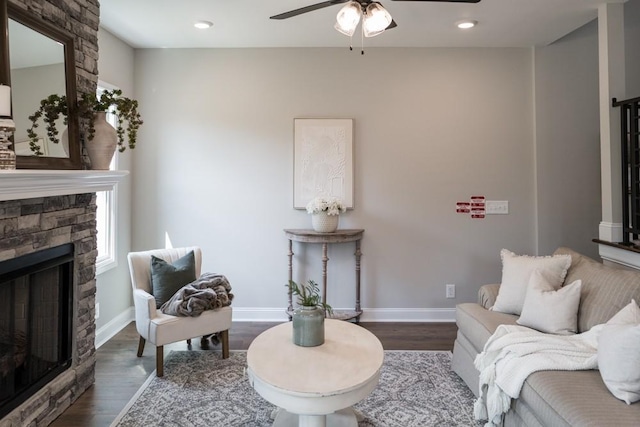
xmin=284 ymin=229 xmax=364 ymax=322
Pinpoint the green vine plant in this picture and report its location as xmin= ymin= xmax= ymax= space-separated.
xmin=27 ymin=89 xmax=144 ymax=155
xmin=287 ymin=280 xmax=333 ymax=315
xmin=79 ymin=89 xmax=143 ymax=152
xmin=27 ymin=94 xmax=68 ymax=156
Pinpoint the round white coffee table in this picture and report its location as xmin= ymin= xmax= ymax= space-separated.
xmin=247 ymin=319 xmax=384 ymax=427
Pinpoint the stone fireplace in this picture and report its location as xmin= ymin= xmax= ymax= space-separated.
xmin=0 ymin=1 xmax=111 ymax=424
xmin=0 ymin=170 xmax=126 ymax=427
xmin=0 ymin=192 xmax=96 ymax=426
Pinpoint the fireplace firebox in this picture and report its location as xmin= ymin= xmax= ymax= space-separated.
xmin=0 ymin=244 xmax=74 ymax=419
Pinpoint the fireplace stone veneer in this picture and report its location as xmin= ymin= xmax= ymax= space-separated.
xmin=1 ymin=1 xmax=105 ymax=424
xmin=0 ymin=194 xmax=97 ymax=427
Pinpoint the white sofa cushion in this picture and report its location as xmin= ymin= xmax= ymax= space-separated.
xmin=517 ymin=269 xmax=582 ymax=335
xmin=492 ymin=249 xmax=571 ymax=315
xmin=598 ymin=300 xmax=640 ymax=404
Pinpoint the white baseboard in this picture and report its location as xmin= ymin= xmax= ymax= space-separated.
xmin=359 ymin=308 xmax=455 ymax=322
xmin=95 ymin=306 xmax=135 ymax=349
xmin=231 ymin=307 xmax=289 ymax=322
xmin=231 ymin=307 xmax=455 ymax=322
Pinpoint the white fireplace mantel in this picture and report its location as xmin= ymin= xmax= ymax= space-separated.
xmin=0 ymin=170 xmax=129 ymax=201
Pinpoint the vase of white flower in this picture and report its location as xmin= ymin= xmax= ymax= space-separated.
xmin=312 ymin=211 xmax=338 ymax=233
xmin=306 ymin=197 xmax=347 ymax=233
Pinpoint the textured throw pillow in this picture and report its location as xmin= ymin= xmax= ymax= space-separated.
xmin=492 ymin=249 xmax=572 ymax=315
xmin=598 ymin=300 xmax=640 ymax=404
xmin=516 ymin=269 xmax=582 ymax=335
xmin=150 ymin=251 xmax=196 ymax=308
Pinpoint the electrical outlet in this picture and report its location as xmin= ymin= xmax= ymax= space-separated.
xmin=95 ymin=303 xmax=100 ymax=320
xmin=446 ymin=284 xmax=456 ymax=299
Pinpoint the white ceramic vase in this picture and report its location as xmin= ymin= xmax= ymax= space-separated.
xmin=85 ymin=111 xmax=117 ymax=170
xmin=311 ymin=211 xmax=339 ymax=233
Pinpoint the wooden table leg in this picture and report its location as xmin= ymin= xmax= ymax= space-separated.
xmin=322 ymin=242 xmax=328 ymax=305
xmin=355 ymin=240 xmax=362 ymax=321
xmin=288 ymin=239 xmax=294 ymax=320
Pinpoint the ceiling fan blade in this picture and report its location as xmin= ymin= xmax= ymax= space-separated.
xmin=270 ymin=0 xmax=350 ymax=20
xmin=386 ymin=19 xmax=398 ymax=30
xmin=390 ymin=0 xmax=481 ymax=3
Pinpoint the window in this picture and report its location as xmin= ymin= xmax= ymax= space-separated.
xmin=95 ymin=83 xmax=119 ymax=275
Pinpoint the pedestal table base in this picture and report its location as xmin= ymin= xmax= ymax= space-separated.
xmin=272 ymin=407 xmax=362 ymax=427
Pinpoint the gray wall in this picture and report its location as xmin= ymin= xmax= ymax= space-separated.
xmin=533 ymin=20 xmax=601 ymax=259
xmin=131 ymin=47 xmax=535 ymax=317
xmin=90 ymin=1 xmax=640 ymax=323
xmin=533 ymin=0 xmax=640 ymax=261
xmin=95 ymin=27 xmax=135 ymax=331
xmin=627 ymin=0 xmax=640 ymax=97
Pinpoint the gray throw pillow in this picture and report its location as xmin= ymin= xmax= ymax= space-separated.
xmin=150 ymin=251 xmax=196 ymax=308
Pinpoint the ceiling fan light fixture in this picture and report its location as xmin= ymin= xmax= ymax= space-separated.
xmin=456 ymin=20 xmax=477 ymax=29
xmin=334 ymin=2 xmax=362 ymax=37
xmin=363 ymin=3 xmax=392 ymax=38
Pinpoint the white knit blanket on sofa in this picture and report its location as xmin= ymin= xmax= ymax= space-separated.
xmin=473 ymin=324 xmax=604 ymax=426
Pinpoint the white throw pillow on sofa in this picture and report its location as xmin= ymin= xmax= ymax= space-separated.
xmin=517 ymin=269 xmax=582 ymax=335
xmin=598 ymin=300 xmax=640 ymax=405
xmin=605 ymin=299 xmax=640 ymax=325
xmin=492 ymin=249 xmax=572 ymax=315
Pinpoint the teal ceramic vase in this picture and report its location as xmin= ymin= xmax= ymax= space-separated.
xmin=292 ymin=306 xmax=325 ymax=347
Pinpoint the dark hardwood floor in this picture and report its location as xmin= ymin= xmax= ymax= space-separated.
xmin=50 ymin=321 xmax=458 ymax=427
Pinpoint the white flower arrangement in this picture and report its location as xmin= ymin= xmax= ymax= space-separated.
xmin=305 ymin=196 xmax=347 ymax=216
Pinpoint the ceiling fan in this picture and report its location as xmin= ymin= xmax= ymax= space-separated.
xmin=271 ymin=0 xmax=481 ymax=38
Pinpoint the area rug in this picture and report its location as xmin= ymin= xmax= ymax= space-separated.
xmin=111 ymin=350 xmax=479 ymax=427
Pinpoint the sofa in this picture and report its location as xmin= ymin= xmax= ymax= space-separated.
xmin=451 ymin=247 xmax=640 ymax=426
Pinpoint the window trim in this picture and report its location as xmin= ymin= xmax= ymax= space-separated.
xmin=95 ymin=81 xmax=120 ymax=276
xmin=95 ymin=173 xmax=118 ymax=275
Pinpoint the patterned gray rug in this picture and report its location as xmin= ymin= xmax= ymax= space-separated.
xmin=112 ymin=350 xmax=479 ymax=427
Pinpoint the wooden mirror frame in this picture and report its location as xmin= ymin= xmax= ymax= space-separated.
xmin=0 ymin=0 xmax=81 ymax=169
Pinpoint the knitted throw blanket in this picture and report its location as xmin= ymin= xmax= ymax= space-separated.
xmin=160 ymin=273 xmax=234 ymax=317
xmin=473 ymin=324 xmax=603 ymax=427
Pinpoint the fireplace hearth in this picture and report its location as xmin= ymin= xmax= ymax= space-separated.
xmin=0 ymin=244 xmax=74 ymax=419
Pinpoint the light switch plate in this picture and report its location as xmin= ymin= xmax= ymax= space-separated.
xmin=486 ymin=200 xmax=509 ymax=214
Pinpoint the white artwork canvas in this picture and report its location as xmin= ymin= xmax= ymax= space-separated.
xmin=294 ymin=118 xmax=354 ymax=209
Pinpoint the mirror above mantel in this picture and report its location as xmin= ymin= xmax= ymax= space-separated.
xmin=0 ymin=0 xmax=82 ymax=169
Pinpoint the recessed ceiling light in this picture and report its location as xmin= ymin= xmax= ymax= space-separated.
xmin=194 ymin=21 xmax=213 ymax=29
xmin=456 ymin=20 xmax=477 ymax=30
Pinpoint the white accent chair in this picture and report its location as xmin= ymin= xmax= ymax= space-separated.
xmin=127 ymin=246 xmax=232 ymax=377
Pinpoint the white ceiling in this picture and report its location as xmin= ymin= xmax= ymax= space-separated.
xmin=99 ymin=0 xmax=609 ymax=49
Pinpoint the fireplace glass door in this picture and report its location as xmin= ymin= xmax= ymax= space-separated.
xmin=0 ymin=244 xmax=73 ymax=418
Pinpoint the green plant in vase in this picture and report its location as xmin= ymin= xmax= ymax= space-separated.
xmin=287 ymin=280 xmax=333 ymax=315
xmin=79 ymin=89 xmax=143 ymax=152
xmin=288 ymin=280 xmax=332 ymax=347
xmin=26 ymin=89 xmax=144 ymax=157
